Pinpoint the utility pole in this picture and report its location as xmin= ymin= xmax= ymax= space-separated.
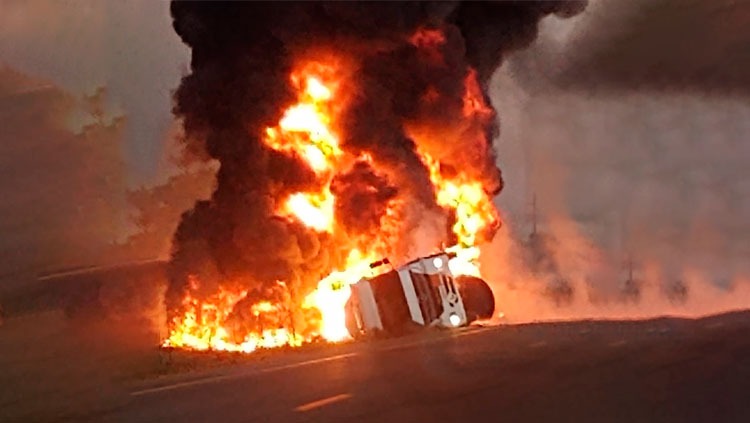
xmin=530 ymin=193 xmax=538 ymax=237
xmin=627 ymin=254 xmax=634 ymax=281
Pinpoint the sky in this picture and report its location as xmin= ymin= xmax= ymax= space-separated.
xmin=0 ymin=0 xmax=189 ymax=185
xmin=0 ymin=0 xmax=747 ymax=283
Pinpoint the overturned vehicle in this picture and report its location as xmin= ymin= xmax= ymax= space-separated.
xmin=344 ymin=252 xmax=495 ymax=338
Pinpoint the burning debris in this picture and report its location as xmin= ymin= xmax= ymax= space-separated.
xmin=163 ymin=1 xmax=586 ymax=353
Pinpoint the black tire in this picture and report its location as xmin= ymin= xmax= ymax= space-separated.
xmin=456 ymin=276 xmax=495 ymax=323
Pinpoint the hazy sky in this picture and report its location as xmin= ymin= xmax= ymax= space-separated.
xmin=0 ymin=0 xmax=189 ymax=185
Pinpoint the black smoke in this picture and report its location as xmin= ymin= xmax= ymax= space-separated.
xmin=166 ymin=1 xmax=585 ymax=329
xmin=549 ymin=0 xmax=750 ymax=94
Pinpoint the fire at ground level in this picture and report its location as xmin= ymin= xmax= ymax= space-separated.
xmin=162 ymin=247 xmax=495 ymax=354
xmin=22 ymin=309 xmax=747 ymax=423
xmin=3 ymin=262 xmax=749 ymax=421
xmin=98 ymin=314 xmax=750 ymax=422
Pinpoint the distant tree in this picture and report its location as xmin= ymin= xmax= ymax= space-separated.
xmin=0 ymin=67 xmax=127 ymax=277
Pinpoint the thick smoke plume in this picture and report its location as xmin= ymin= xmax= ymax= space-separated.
xmin=167 ymin=1 xmax=585 ymax=335
xmin=477 ymin=5 xmax=750 ymax=322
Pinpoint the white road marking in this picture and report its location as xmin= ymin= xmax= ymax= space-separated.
xmin=373 ymin=326 xmax=496 ymax=353
xmin=130 ymin=325 xmax=498 ymax=397
xmin=130 ymin=352 xmax=358 ymax=397
xmin=295 ymin=393 xmax=352 ymax=412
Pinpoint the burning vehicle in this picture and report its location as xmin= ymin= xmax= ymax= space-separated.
xmin=160 ymin=2 xmax=585 ymax=355
xmin=345 ymin=252 xmax=494 ymax=338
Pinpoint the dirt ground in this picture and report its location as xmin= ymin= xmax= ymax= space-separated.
xmin=0 ymin=311 xmax=161 ymax=422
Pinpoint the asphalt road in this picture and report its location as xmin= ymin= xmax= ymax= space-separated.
xmin=104 ymin=311 xmax=750 ymax=423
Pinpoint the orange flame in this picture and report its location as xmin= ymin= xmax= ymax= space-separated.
xmin=418 ymin=152 xmax=499 ymax=250
xmin=462 ymin=69 xmax=493 ymax=119
xmin=263 ymin=66 xmax=342 ymax=233
xmin=303 ymin=249 xmax=379 ymax=342
xmin=165 ymin=42 xmax=500 ymax=353
xmin=264 ymin=73 xmax=342 ymax=173
xmin=163 ymin=277 xmax=304 ymax=353
xmin=282 ymin=190 xmax=335 ymax=232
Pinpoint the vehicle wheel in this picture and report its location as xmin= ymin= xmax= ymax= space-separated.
xmin=456 ymin=276 xmax=495 ymax=323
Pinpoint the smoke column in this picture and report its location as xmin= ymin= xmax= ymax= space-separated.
xmin=166 ymin=1 xmax=586 ymax=338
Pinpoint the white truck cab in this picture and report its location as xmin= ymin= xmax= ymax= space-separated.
xmin=345 ymin=252 xmax=492 ymax=338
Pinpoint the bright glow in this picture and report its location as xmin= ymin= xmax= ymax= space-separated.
xmin=418 ymin=152 xmax=498 ymax=250
xmin=262 ymin=67 xmax=342 ymax=175
xmin=165 ymin=43 xmax=502 ymax=354
xmin=262 ymin=65 xmax=342 ymax=233
xmin=448 ymin=313 xmax=462 ymax=327
xmin=162 ymin=277 xmax=304 ymax=353
xmin=306 ymin=76 xmax=331 ymax=100
xmin=303 ymin=249 xmax=378 ymax=342
xmin=282 ymin=191 xmax=335 ymax=232
xmin=433 ymin=257 xmax=443 ymax=269
xmin=447 ymin=246 xmax=481 ymax=277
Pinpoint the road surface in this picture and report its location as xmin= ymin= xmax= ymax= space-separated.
xmin=103 ymin=312 xmax=750 ymax=423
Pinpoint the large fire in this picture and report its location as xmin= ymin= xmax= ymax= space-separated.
xmin=163 ymin=44 xmax=499 ymax=353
